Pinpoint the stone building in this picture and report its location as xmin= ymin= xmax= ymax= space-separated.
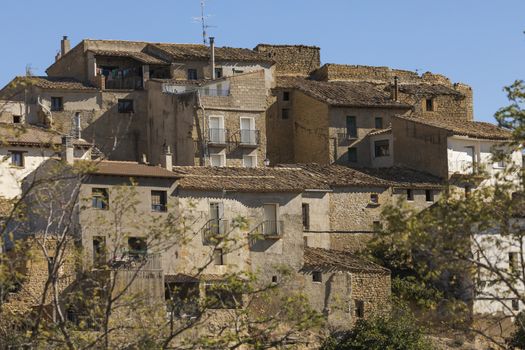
xmin=147 ymin=70 xmax=269 ymax=167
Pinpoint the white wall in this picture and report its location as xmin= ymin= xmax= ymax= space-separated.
xmin=0 ymin=146 xmax=90 ymax=199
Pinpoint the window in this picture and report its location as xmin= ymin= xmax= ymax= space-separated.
xmin=283 ymin=91 xmax=290 ymax=101
xmin=312 ymin=271 xmax=322 ymax=283
xmin=187 ymin=68 xmax=198 ymax=80
xmin=346 ymin=116 xmax=357 ymax=138
xmin=263 ymin=204 xmax=280 ymax=236
xmin=242 ymin=155 xmax=256 ymax=168
xmin=10 ymin=151 xmax=24 ymax=167
xmin=406 ymin=189 xmax=414 ymax=201
xmin=151 ymin=190 xmax=167 ymax=212
xmin=509 ymin=252 xmax=519 ymax=273
xmin=374 ymin=140 xmax=390 ymax=157
xmin=240 ymin=117 xmax=256 ymax=145
xmin=209 ymin=115 xmax=226 ymax=143
xmin=425 ymin=190 xmax=434 ymax=202
xmin=425 ymin=98 xmax=434 ymax=111
xmin=128 ymin=237 xmax=147 ymax=258
xmin=513 ymin=299 xmax=520 ymax=311
xmin=233 ymin=68 xmax=244 ymax=75
xmin=117 ymin=99 xmax=134 ymax=113
xmin=214 ymin=67 xmax=223 ymax=78
xmin=210 ymin=152 xmax=226 ymax=167
xmin=302 ymin=203 xmax=310 ymax=231
xmin=12 ymin=115 xmax=21 ymax=124
xmin=375 ymin=117 xmax=383 ymax=129
xmin=281 ymin=108 xmax=289 ymax=120
xmin=213 ymin=248 xmax=224 ymax=265
xmin=271 ymin=275 xmax=278 ymax=284
xmin=51 ymin=97 xmax=63 ymax=111
xmin=347 ymin=147 xmax=357 ymax=163
xmin=91 ymin=188 xmax=108 ymax=210
xmin=370 ymin=193 xmax=379 ymax=205
xmin=355 ymin=300 xmax=364 ymax=318
xmin=93 ymin=236 xmax=106 ymax=267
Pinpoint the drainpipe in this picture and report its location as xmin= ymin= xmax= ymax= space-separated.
xmin=196 ymin=90 xmax=207 ymax=165
xmin=210 ymin=37 xmax=216 ymax=79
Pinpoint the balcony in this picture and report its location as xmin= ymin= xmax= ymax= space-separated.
xmin=251 ymin=220 xmax=284 ymax=240
xmin=208 ymin=128 xmax=228 ymax=146
xmin=238 ymin=130 xmax=260 ymax=148
xmin=105 ymin=75 xmax=143 ymax=90
xmin=201 ymin=218 xmax=229 ymax=245
xmin=109 ymin=252 xmax=161 ymax=271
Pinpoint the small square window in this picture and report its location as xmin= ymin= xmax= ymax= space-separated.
xmin=117 ymin=99 xmax=134 ymax=113
xmin=407 ymin=189 xmax=414 ymax=201
xmin=271 ymin=275 xmax=278 ymax=284
xmin=92 ymin=188 xmax=109 ymax=210
xmin=347 ymin=147 xmax=357 ymax=163
xmin=128 ymin=237 xmax=147 ymax=258
xmin=425 ymin=190 xmax=434 ymax=202
xmin=283 ymin=91 xmax=290 ymax=101
xmin=425 ymin=98 xmax=434 ymax=112
xmin=281 ymin=108 xmax=289 ymax=120
xmin=210 ymin=153 xmax=226 ymax=167
xmin=375 ymin=117 xmax=383 ymax=129
xmin=12 ymin=115 xmax=21 ymax=124
xmin=51 ymin=97 xmax=63 ymax=111
xmin=187 ymin=68 xmax=198 ymax=80
xmin=370 ymin=193 xmax=379 ymax=204
xmin=10 ymin=151 xmax=24 ymax=167
xmin=213 ymin=248 xmax=224 ymax=265
xmin=312 ymin=271 xmax=322 ymax=283
xmin=151 ymin=190 xmax=167 ymax=212
xmin=355 ymin=300 xmax=364 ymax=318
xmin=242 ymin=155 xmax=256 ymax=168
xmin=513 ymin=299 xmax=520 ymax=311
xmin=214 ymin=67 xmax=223 ymax=79
xmin=374 ymin=140 xmax=389 ymax=157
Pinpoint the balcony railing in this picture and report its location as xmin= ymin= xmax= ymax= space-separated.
xmin=201 ymin=218 xmax=229 ymax=245
xmin=252 ymin=220 xmax=284 ymax=239
xmin=208 ymin=128 xmax=228 ymax=145
xmin=105 ymin=76 xmax=143 ymax=90
xmin=239 ymin=129 xmax=260 ymax=147
xmin=109 ymin=252 xmax=161 ymax=271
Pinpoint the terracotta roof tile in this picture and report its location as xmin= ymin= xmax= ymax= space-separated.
xmin=150 ymin=43 xmax=274 ymax=63
xmin=87 ymin=161 xmax=178 ymax=179
xmin=172 ymin=166 xmax=329 ymax=193
xmin=396 ymin=115 xmax=512 ymax=140
xmin=368 ymin=127 xmax=392 ymax=136
xmin=303 ymin=247 xmax=390 ymax=274
xmin=5 ymin=76 xmax=96 ymax=91
xmin=359 ymin=167 xmax=444 ymax=189
xmin=277 ymin=77 xmax=411 ymax=108
xmin=0 ymin=123 xmax=91 ymax=148
xmin=88 ymin=49 xmax=169 ymax=65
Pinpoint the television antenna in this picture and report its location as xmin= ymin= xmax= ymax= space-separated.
xmin=193 ymin=0 xmax=216 ymax=45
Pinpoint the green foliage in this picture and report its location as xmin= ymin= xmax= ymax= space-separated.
xmin=321 ymin=306 xmax=434 ymax=350
xmin=508 ymin=312 xmax=525 ymax=349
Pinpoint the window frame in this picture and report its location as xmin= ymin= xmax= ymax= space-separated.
xmin=242 ymin=154 xmax=257 ymax=168
xmin=425 ymin=98 xmax=434 ymax=112
xmin=209 ymin=151 xmax=226 ymax=167
xmin=312 ymin=271 xmax=322 ymax=283
xmin=425 ymin=189 xmax=434 ymax=202
xmin=370 ymin=193 xmax=379 ymax=205
xmin=302 ymin=203 xmax=310 ymax=231
xmin=91 ymin=188 xmax=109 ymax=210
xmin=355 ymin=300 xmax=365 ymax=318
xmin=346 ymin=116 xmax=357 ymax=139
xmin=187 ymin=68 xmax=198 ymax=80
xmin=374 ymin=139 xmax=390 ymax=158
xmin=151 ymin=190 xmax=168 ymax=212
xmin=374 ymin=117 xmax=383 ymax=129
xmin=9 ymin=151 xmax=25 ymax=168
xmin=347 ymin=147 xmax=357 ymax=163
xmin=213 ymin=248 xmax=224 ymax=266
xmin=282 ymin=91 xmax=290 ymax=101
xmin=406 ymin=189 xmax=414 ymax=201
xmin=51 ymin=97 xmax=63 ymax=112
xmin=12 ymin=115 xmax=21 ymax=124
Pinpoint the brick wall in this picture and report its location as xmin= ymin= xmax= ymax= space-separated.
xmin=254 ymin=44 xmax=321 ymax=76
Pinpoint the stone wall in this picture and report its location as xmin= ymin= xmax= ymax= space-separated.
xmin=350 ymin=272 xmax=391 ymax=322
xmin=46 ymin=42 xmax=88 ymax=80
xmin=254 ymin=44 xmax=321 ymax=76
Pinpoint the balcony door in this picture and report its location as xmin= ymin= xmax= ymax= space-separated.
xmin=263 ymin=204 xmax=278 ymax=236
xmin=240 ymin=117 xmax=255 ymax=144
xmin=209 ymin=116 xmax=225 ymax=143
xmin=209 ymin=202 xmax=224 ymax=235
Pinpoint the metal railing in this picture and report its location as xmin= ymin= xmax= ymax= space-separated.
xmin=208 ymin=128 xmax=228 ymax=145
xmin=239 ymin=129 xmax=260 ymax=146
xmin=252 ymin=220 xmax=284 ymax=239
xmin=201 ymin=218 xmax=229 ymax=245
xmin=109 ymin=252 xmax=162 ymax=271
xmin=151 ymin=203 xmax=167 ymax=212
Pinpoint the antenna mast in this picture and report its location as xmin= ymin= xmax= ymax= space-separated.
xmin=200 ymin=0 xmax=208 ymax=45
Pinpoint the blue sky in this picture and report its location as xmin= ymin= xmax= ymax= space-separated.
xmin=1 ymin=0 xmax=523 ymax=123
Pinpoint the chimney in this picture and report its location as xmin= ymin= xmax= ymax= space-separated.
xmin=61 ymin=36 xmax=71 ymax=56
xmin=61 ymin=136 xmax=74 ymax=165
xmin=391 ymin=76 xmax=399 ymax=102
xmin=210 ymin=37 xmax=216 ymax=79
xmin=161 ymin=145 xmax=173 ymax=170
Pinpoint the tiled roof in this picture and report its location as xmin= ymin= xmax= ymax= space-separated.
xmin=359 ymin=167 xmax=444 ymax=189
xmin=281 ymin=163 xmax=443 ymax=189
xmin=0 ymin=123 xmax=91 ymax=148
xmin=86 ymin=161 xmax=178 ymax=179
xmin=395 ymin=115 xmax=512 ymax=140
xmin=276 ymin=77 xmax=411 ymax=108
xmin=368 ymin=127 xmax=392 ymax=136
xmin=172 ymin=166 xmax=329 ymax=193
xmin=1 ymin=76 xmax=95 ymax=93
xmin=303 ymin=247 xmax=390 ymax=274
xmin=149 ymin=43 xmax=275 ymax=63
xmin=88 ymin=49 xmax=169 ymax=65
